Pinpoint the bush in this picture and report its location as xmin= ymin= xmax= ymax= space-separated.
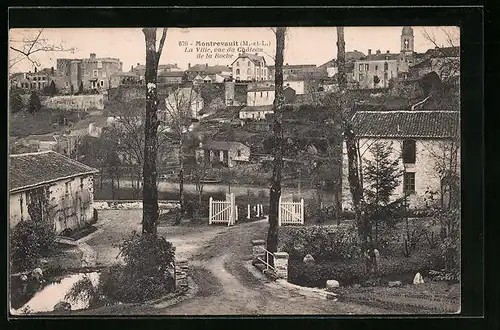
xmin=288 ymin=260 xmax=366 ymax=287
xmin=10 ymin=219 xmax=57 ymax=273
xmin=112 ymin=232 xmax=176 ymax=303
xmin=280 ymin=226 xmax=359 ymax=262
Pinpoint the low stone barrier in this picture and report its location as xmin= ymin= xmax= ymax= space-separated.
xmin=93 ymin=201 xmax=180 ymax=210
xmin=175 ymin=259 xmax=189 ymax=290
xmin=251 ymin=240 xmax=289 ymax=281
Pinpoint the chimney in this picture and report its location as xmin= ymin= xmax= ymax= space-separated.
xmin=34 ymin=67 xmax=38 ymax=73
xmin=254 ymin=53 xmax=258 ymax=55
xmin=188 ymin=63 xmax=191 ymax=68
xmin=90 ymin=53 xmax=96 ymax=60
xmin=137 ymin=63 xmax=140 ymax=66
xmin=131 ymin=65 xmax=133 ymax=71
xmin=376 ymin=49 xmax=381 ymax=55
xmin=206 ymin=63 xmax=208 ymax=68
xmin=368 ymin=49 xmax=372 ymax=55
xmin=51 ymin=67 xmax=54 ymax=75
xmin=386 ymin=50 xmax=390 ymax=54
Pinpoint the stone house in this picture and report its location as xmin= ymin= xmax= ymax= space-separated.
xmin=231 ymin=53 xmax=268 ymax=82
xmin=186 ymin=64 xmax=232 ymax=82
xmin=239 ymin=105 xmax=274 ymax=120
xmin=9 ymin=151 xmax=99 ymax=234
xmin=200 ymin=141 xmax=251 ymax=167
xmin=157 ymin=71 xmax=187 ymax=85
xmin=109 ymin=71 xmax=141 ymax=88
xmin=247 ymin=86 xmax=275 ymax=106
xmin=354 ymin=50 xmax=400 ymax=89
xmin=341 ymin=110 xmax=460 ymax=210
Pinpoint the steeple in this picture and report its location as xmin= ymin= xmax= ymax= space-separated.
xmin=401 ymin=26 xmax=414 ymax=53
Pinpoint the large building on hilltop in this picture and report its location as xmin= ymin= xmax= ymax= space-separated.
xmin=56 ymin=53 xmax=123 ymax=93
xmin=231 ymin=52 xmax=268 ymax=82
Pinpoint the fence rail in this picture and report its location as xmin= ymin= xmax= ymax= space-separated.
xmin=209 ymin=193 xmax=236 ymax=226
xmin=256 ymin=248 xmax=276 ymax=273
xmin=94 ymin=199 xmax=180 ymax=204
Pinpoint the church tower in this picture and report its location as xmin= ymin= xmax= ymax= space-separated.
xmin=399 ymin=26 xmax=415 ymax=76
xmin=401 ymin=26 xmax=414 ymax=54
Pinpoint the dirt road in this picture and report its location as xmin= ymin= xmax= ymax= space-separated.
xmin=82 ymin=211 xmax=400 ymax=315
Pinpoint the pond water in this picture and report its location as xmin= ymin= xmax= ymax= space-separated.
xmin=11 ymin=272 xmax=100 ymax=315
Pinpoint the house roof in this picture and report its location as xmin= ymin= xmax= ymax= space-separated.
xmin=9 ymin=151 xmax=99 ymax=193
xmin=359 ymin=53 xmax=400 ymax=61
xmin=231 ymin=52 xmax=266 ymax=66
xmin=111 ymin=71 xmax=139 ymax=78
xmin=240 ymin=105 xmax=274 ymax=112
xmin=424 ymin=46 xmax=460 ymax=58
xmin=268 ymin=64 xmax=317 ymax=70
xmin=203 ymin=141 xmax=249 ymax=151
xmin=158 ymin=71 xmax=185 ymax=77
xmin=248 ymin=86 xmax=275 ymax=92
xmin=187 ymin=64 xmax=231 ymax=75
xmin=352 ymin=110 xmax=459 ymax=138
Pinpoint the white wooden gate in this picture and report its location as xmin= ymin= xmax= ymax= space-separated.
xmin=209 ymin=193 xmax=237 ymax=226
xmin=278 ymin=196 xmax=304 ymax=226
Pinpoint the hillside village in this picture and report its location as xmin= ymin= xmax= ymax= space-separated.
xmin=9 ymin=26 xmax=462 ymax=315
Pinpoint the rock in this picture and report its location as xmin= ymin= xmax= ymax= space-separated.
xmin=20 ymin=274 xmax=28 ymax=282
xmin=303 ymin=254 xmax=315 ymax=264
xmin=388 ymin=280 xmax=402 ymax=287
xmin=31 ymin=268 xmax=43 ymax=281
xmin=326 ymin=280 xmax=340 ymax=290
xmin=413 ymin=272 xmax=425 ymax=284
xmin=373 ymin=249 xmax=380 ymax=263
xmin=53 ymin=301 xmax=71 ymax=311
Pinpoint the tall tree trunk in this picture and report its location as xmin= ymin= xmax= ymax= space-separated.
xmin=267 ymin=27 xmax=286 ymax=254
xmin=176 ymin=139 xmax=185 ymax=225
xmin=337 ymin=26 xmax=375 ymax=274
xmin=142 ymin=28 xmax=161 ymax=236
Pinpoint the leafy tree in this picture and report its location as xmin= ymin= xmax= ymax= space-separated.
xmin=9 ymin=87 xmax=24 ymax=113
xmin=28 ymin=91 xmax=41 ymax=113
xmin=363 ymin=142 xmax=403 ymax=249
xmin=78 ymin=81 xmax=84 ymax=94
xmin=48 ymin=80 xmax=57 ymax=96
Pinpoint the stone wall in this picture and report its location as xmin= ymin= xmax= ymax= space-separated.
xmin=175 ymin=259 xmax=189 ymax=290
xmin=43 ymin=95 xmax=105 ymax=111
xmin=93 ymin=200 xmax=180 ymax=210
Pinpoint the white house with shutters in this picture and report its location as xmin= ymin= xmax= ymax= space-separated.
xmin=341 ymin=110 xmax=460 ymax=210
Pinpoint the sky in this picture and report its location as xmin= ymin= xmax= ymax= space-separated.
xmin=9 ymin=26 xmax=459 ymax=73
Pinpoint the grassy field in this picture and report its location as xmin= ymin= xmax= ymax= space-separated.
xmin=9 ymin=109 xmax=89 ymax=137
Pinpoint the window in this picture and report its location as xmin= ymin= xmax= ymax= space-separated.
xmin=365 ymin=64 xmax=369 ymax=71
xmin=237 ymin=150 xmax=241 ymax=157
xmin=375 ymin=65 xmax=378 ymax=71
xmin=247 ymin=68 xmax=251 ymax=75
xmin=236 ymin=62 xmax=239 ymax=66
xmin=266 ymin=91 xmax=268 ymax=97
xmin=403 ymin=172 xmax=415 ymax=194
xmin=100 ymin=80 xmax=104 ymax=87
xmin=248 ymin=60 xmax=251 ymax=66
xmin=93 ymin=70 xmax=98 ymax=77
xmin=384 ymin=62 xmax=389 ymax=71
xmin=359 ymin=73 xmax=364 ymax=81
xmin=402 ymin=139 xmax=416 ymax=164
xmin=236 ymin=69 xmax=240 ymax=74
xmin=260 ymin=91 xmax=263 ymax=97
xmin=359 ymin=64 xmax=363 ymax=71
xmin=97 ymin=60 xmax=103 ymax=69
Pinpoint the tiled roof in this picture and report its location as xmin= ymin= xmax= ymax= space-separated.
xmin=111 ymin=71 xmax=139 ymax=77
xmin=9 ymin=151 xmax=99 ymax=193
xmin=352 ymin=111 xmax=459 ymax=138
xmin=187 ymin=64 xmax=231 ymax=75
xmin=424 ymin=46 xmax=460 ymax=58
xmin=248 ymin=86 xmax=275 ymax=92
xmin=359 ymin=53 xmax=400 ymax=61
xmin=158 ymin=71 xmax=185 ymax=77
xmin=240 ymin=105 xmax=274 ymax=112
xmin=203 ymin=141 xmax=249 ymax=151
xmin=269 ymin=64 xmax=317 ymax=70
xmin=231 ymin=52 xmax=266 ymax=66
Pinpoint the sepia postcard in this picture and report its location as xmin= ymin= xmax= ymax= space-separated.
xmin=8 ymin=24 xmax=462 ymax=316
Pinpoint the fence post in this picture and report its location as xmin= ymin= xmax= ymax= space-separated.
xmin=256 ymin=203 xmax=260 ymax=217
xmin=247 ymin=204 xmax=251 ymax=219
xmin=209 ymin=197 xmax=213 ymax=225
xmin=251 ymin=239 xmax=266 ymax=265
xmin=236 ymin=206 xmax=239 ymax=223
xmin=301 ymin=199 xmax=304 ymax=225
xmin=261 ymin=204 xmax=264 ymax=216
xmin=278 ymin=196 xmax=282 ymax=227
xmin=273 ymin=252 xmax=289 ymax=280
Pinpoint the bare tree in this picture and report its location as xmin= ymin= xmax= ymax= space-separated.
xmin=142 ymin=28 xmax=167 ymax=236
xmin=421 ymin=27 xmax=460 ymax=83
xmin=163 ymin=85 xmax=198 ymax=224
xmin=9 ymin=28 xmax=76 ymax=70
xmin=266 ymin=27 xmax=287 ymax=254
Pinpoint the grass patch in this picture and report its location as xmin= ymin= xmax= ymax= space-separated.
xmin=9 ymin=109 xmax=89 ymax=137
